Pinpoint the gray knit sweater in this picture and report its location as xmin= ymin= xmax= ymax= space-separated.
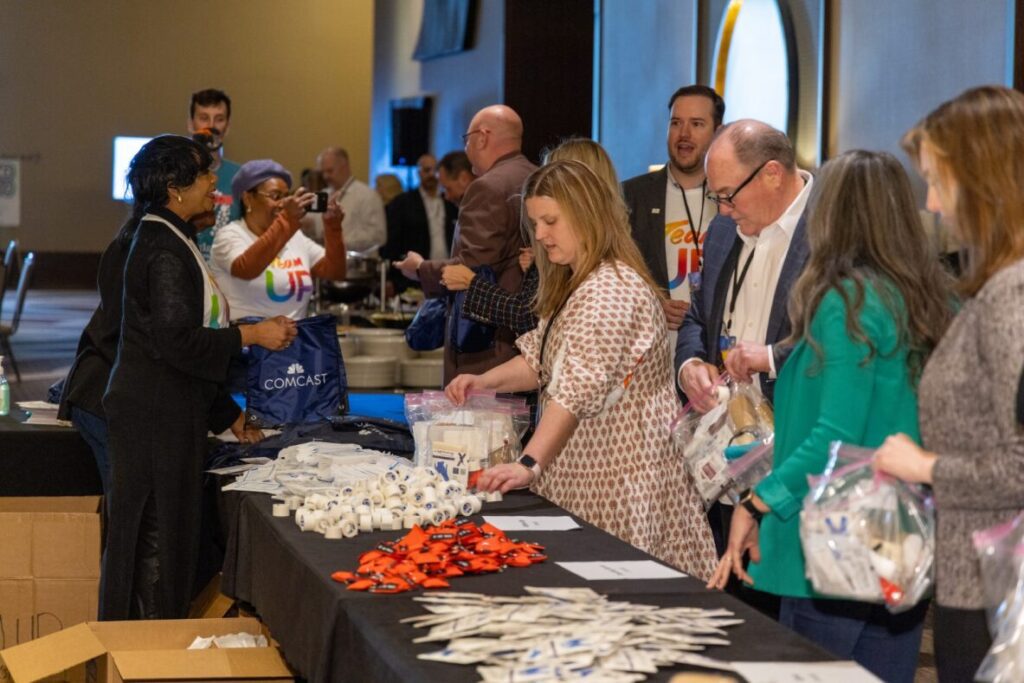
xmin=924 ymin=259 xmax=1024 ymax=610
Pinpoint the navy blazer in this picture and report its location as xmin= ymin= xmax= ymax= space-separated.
xmin=674 ymin=213 xmax=809 ymax=402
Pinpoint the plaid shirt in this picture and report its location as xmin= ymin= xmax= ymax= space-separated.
xmin=461 ymin=265 xmax=538 ymax=338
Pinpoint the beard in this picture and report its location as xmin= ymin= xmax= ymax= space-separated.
xmin=669 ymin=153 xmax=703 ymax=176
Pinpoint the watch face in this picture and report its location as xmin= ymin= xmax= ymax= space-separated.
xmin=519 ymin=454 xmax=538 ymax=468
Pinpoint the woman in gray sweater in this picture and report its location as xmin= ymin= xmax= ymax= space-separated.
xmin=875 ymin=85 xmax=1024 ymax=682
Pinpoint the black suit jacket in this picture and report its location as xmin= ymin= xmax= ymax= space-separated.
xmin=674 ymin=213 xmax=810 ymax=402
xmin=383 ymin=189 xmax=457 ymax=260
xmin=622 ymin=168 xmax=670 ymax=287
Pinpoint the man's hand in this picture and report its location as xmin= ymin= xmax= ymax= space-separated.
xmin=441 ymin=264 xmax=475 ymax=291
xmin=724 ymin=342 xmax=770 ymax=383
xmin=662 ymin=298 xmax=689 ymax=330
xmin=679 ymin=360 xmax=721 ymax=413
xmin=394 ymin=251 xmax=424 ymax=281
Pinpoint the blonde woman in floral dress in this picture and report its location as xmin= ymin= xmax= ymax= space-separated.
xmin=447 ymin=160 xmax=716 ymax=579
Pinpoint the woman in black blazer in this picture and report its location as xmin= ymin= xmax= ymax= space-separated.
xmin=100 ymin=136 xmax=296 ymax=620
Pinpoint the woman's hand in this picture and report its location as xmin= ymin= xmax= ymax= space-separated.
xmin=707 ymin=503 xmax=761 ymax=590
xmin=280 ymin=187 xmax=316 ymax=223
xmin=441 ymin=264 xmax=475 ymax=291
xmin=229 ymin=412 xmax=264 ymax=444
xmin=324 ymin=196 xmax=345 ymax=229
xmin=476 ymin=463 xmax=535 ymax=493
xmin=241 ymin=316 xmax=298 ymax=350
xmin=873 ymin=433 xmax=937 ymax=484
xmin=445 ymin=373 xmax=490 ymax=406
xmin=518 ymin=247 xmax=534 ymax=273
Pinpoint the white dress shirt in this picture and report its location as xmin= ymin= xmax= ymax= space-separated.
xmin=420 ymin=187 xmax=448 ymax=261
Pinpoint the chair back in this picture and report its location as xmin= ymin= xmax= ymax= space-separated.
xmin=6 ymin=252 xmax=35 ymax=335
xmin=0 ymin=239 xmax=18 ymax=315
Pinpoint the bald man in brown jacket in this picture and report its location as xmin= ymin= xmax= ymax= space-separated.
xmin=397 ymin=105 xmax=537 ymax=383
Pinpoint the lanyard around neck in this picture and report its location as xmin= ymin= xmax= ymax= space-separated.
xmin=724 ymin=245 xmax=756 ymax=335
xmin=679 ymin=179 xmax=707 ymax=266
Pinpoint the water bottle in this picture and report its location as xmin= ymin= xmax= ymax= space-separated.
xmin=0 ymin=355 xmax=9 ymax=417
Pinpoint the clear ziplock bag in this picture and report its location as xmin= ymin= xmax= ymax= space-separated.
xmin=670 ymin=375 xmax=775 ymax=508
xmin=800 ymin=442 xmax=934 ymax=613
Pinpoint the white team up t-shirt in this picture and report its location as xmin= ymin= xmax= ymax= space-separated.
xmin=210 ymin=218 xmax=325 ymax=321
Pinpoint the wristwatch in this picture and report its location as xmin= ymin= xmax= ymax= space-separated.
xmin=739 ymin=489 xmax=764 ymax=523
xmin=517 ymin=454 xmax=542 ymax=481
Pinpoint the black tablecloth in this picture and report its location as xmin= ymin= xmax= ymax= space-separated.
xmin=220 ymin=490 xmax=834 ymax=683
xmin=0 ymin=414 xmax=101 ymax=496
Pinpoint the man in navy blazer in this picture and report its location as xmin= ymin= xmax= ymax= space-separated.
xmin=675 ymin=119 xmax=811 ymax=566
xmin=675 ymin=120 xmax=811 ymax=409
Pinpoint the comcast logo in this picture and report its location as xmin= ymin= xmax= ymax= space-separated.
xmin=265 ymin=362 xmax=328 ymax=390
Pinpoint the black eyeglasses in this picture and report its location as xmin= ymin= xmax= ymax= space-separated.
xmin=461 ymin=129 xmax=484 ymax=143
xmin=706 ymin=160 xmax=770 ymax=208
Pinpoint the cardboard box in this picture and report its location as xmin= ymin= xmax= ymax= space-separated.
xmin=0 ymin=617 xmax=293 ymax=682
xmin=0 ymin=498 xmax=101 ymax=648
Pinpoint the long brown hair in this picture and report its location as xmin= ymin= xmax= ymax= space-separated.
xmin=786 ymin=150 xmax=953 ymax=381
xmin=524 ymin=160 xmax=661 ymax=319
xmin=902 ymin=85 xmax=1024 ymax=296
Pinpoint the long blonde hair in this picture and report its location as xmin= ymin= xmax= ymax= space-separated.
xmin=524 ymin=159 xmax=660 ymax=319
xmin=902 ymin=85 xmax=1024 ymax=296
xmin=786 ymin=150 xmax=953 ymax=382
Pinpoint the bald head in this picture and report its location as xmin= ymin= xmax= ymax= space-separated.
xmin=317 ymin=146 xmax=351 ymax=190
xmin=464 ymin=105 xmax=524 ymax=174
xmin=708 ymin=119 xmax=795 ymax=172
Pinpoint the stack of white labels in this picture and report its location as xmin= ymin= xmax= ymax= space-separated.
xmin=286 ymin=465 xmax=485 ymax=539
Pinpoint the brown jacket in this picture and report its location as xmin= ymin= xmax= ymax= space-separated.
xmin=418 ymin=152 xmax=537 ymax=382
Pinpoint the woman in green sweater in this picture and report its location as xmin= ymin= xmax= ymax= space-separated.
xmin=708 ymin=150 xmax=953 ymax=682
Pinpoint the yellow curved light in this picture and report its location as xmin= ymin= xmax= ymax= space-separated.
xmin=713 ymin=0 xmax=744 ymax=97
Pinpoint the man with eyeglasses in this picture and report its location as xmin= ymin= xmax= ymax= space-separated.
xmin=395 ymin=105 xmax=536 ymax=382
xmin=623 ymin=85 xmax=724 ymax=345
xmin=676 ymin=119 xmax=811 ymax=412
xmin=675 ymin=119 xmax=811 ymax=574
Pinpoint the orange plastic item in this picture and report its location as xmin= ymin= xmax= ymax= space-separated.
xmin=330 ymin=518 xmax=545 ymax=595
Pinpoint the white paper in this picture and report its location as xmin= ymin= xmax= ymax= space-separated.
xmin=25 ymin=415 xmax=71 ymax=427
xmin=483 ymin=516 xmax=581 ymax=532
xmin=17 ymin=401 xmax=58 ymax=411
xmin=556 ymin=560 xmax=687 ymax=581
xmin=730 ymin=661 xmax=883 ymax=683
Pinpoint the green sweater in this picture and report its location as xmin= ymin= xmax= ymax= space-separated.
xmin=749 ymin=281 xmax=922 ymax=598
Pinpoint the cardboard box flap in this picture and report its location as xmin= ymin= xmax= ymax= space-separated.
xmin=89 ymin=618 xmax=265 ymax=650
xmin=0 ymin=497 xmax=101 ymax=514
xmin=110 ymin=648 xmax=292 ymax=680
xmin=0 ymin=623 xmax=105 ymax=682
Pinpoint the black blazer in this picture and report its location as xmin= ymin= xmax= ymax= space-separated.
xmin=674 ymin=213 xmax=809 ymax=402
xmin=383 ymin=189 xmax=457 ymax=260
xmin=58 ymin=234 xmax=131 ymax=421
xmin=101 ymin=206 xmax=242 ymax=620
xmin=622 ymin=167 xmax=670 ymax=287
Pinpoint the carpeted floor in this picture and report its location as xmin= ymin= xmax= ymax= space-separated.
xmin=3 ymin=290 xmax=97 ymax=403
